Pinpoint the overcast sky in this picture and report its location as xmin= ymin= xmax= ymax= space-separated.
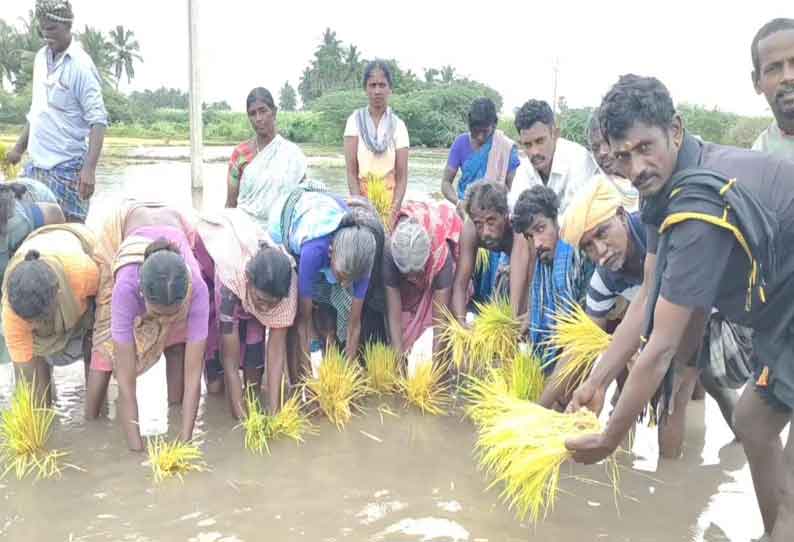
xmin=4 ymin=0 xmax=789 ymax=116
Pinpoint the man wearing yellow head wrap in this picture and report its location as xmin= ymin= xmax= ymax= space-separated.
xmin=554 ymin=175 xmax=741 ymax=459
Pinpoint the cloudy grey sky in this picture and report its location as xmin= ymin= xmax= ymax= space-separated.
xmin=4 ymin=0 xmax=789 ymax=115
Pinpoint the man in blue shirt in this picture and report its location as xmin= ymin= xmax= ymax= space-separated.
xmin=5 ymin=0 xmax=108 ymax=223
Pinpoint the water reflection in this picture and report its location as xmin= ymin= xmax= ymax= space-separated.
xmin=0 ymin=148 xmax=770 ymax=541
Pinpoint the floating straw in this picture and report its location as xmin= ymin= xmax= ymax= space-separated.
xmin=363 ymin=342 xmax=400 ymax=394
xmin=0 ymin=142 xmax=20 ymax=180
xmin=399 ymin=359 xmax=451 ymax=416
xmin=304 ymin=344 xmax=369 ymax=430
xmin=542 ymin=301 xmax=611 ymax=393
xmin=0 ymin=379 xmax=65 ymax=480
xmin=475 ymin=398 xmax=617 ymax=523
xmin=365 ymin=173 xmax=392 ymax=229
xmin=146 ymin=437 xmax=207 ymax=483
xmin=240 ymin=385 xmax=314 ymax=455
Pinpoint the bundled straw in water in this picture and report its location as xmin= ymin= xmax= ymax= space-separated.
xmin=365 ymin=173 xmax=392 ymax=229
xmin=399 ymin=359 xmax=451 ymax=416
xmin=437 ymin=305 xmax=472 ymax=371
xmin=304 ymin=344 xmax=369 ymax=430
xmin=469 ymin=298 xmax=521 ymax=366
xmin=542 ymin=301 xmax=611 ymax=393
xmin=465 ymin=351 xmax=545 ymax=426
xmin=0 ymin=379 xmax=65 ymax=480
xmin=0 ymin=142 xmax=20 ymax=180
xmin=363 ymin=342 xmax=400 ymax=394
xmin=240 ymin=385 xmax=315 ymax=455
xmin=146 ymin=437 xmax=207 ymax=483
xmin=475 ymin=399 xmax=617 ymax=523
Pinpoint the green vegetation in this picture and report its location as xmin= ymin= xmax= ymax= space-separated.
xmin=0 ymin=18 xmax=771 ymax=150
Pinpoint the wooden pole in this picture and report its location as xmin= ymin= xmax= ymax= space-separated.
xmin=187 ymin=0 xmax=203 ymax=207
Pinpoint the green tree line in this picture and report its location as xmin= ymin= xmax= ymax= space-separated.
xmin=1 ymin=21 xmax=771 ymax=149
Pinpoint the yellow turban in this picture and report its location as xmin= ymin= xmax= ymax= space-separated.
xmin=561 ymin=174 xmax=639 ymax=249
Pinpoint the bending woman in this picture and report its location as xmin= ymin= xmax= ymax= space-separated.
xmin=269 ymin=187 xmax=383 ymax=376
xmin=1 ymin=224 xmax=100 ymax=409
xmin=194 ymin=208 xmax=297 ymax=417
xmin=91 ymin=200 xmax=209 ymax=451
xmin=226 ymin=87 xmax=307 ymax=227
xmin=0 ymin=178 xmax=65 ymax=281
xmin=384 ymin=201 xmax=462 ymax=358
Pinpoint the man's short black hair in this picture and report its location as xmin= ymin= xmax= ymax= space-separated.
xmin=468 ymin=97 xmax=498 ymax=130
xmin=598 ymin=74 xmax=675 ymax=143
xmin=511 ymin=185 xmax=559 ymax=234
xmin=465 ymin=180 xmax=509 ymax=217
xmin=751 ymin=18 xmax=794 ymax=83
xmin=514 ymin=99 xmax=555 ymax=133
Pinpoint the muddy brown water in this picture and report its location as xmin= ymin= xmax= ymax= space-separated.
xmin=0 ymin=147 xmax=771 ymax=541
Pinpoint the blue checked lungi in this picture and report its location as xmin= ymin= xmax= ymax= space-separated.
xmin=23 ymin=157 xmax=88 ymax=222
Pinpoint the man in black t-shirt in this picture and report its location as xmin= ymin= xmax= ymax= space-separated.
xmin=565 ymin=74 xmax=794 ymax=542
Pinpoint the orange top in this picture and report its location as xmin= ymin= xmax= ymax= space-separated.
xmin=2 ymin=252 xmax=99 ymax=363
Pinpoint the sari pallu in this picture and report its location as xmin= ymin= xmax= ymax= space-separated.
xmin=92 ymin=200 xmax=196 ymax=376
xmin=457 ymin=129 xmax=516 ymax=201
xmin=237 ymin=135 xmax=307 ymax=228
xmin=2 ymin=223 xmax=96 ymax=359
xmin=392 ymin=201 xmax=462 ymax=350
xmin=195 ymin=208 xmax=298 ymax=330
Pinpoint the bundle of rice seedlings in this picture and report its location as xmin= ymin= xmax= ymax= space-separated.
xmin=474 ymin=247 xmax=491 ymax=274
xmin=399 ymin=359 xmax=451 ymax=416
xmin=469 ymin=298 xmax=521 ymax=365
xmin=304 ymin=344 xmax=369 ymax=430
xmin=240 ymin=385 xmax=315 ymax=455
xmin=542 ymin=301 xmax=611 ymax=393
xmin=0 ymin=142 xmax=20 ymax=180
xmin=146 ymin=436 xmax=207 ymax=483
xmin=476 ymin=399 xmax=616 ymax=523
xmin=437 ymin=305 xmax=473 ymax=371
xmin=0 ymin=379 xmax=65 ymax=480
xmin=365 ymin=173 xmax=392 ymax=229
xmin=363 ymin=342 xmax=399 ymax=394
xmin=465 ymin=351 xmax=545 ymax=426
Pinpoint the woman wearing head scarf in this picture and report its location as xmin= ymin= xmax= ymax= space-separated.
xmin=2 ymin=223 xmax=99 ymax=408
xmin=90 ymin=200 xmax=209 ymax=451
xmin=384 ymin=201 xmax=462 ymax=358
xmin=193 ymin=208 xmax=297 ymax=417
xmin=344 ymin=60 xmax=410 ymax=224
xmin=226 ymin=87 xmax=307 ymax=228
xmin=269 ymin=186 xmax=384 ymax=377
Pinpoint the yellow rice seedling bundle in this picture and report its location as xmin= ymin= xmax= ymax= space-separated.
xmin=476 ymin=400 xmax=614 ymax=523
xmin=542 ymin=301 xmax=611 ymax=393
xmin=365 ymin=173 xmax=392 ymax=230
xmin=146 ymin=436 xmax=207 ymax=483
xmin=465 ymin=351 xmax=545 ymax=426
xmin=363 ymin=342 xmax=400 ymax=394
xmin=0 ymin=142 xmax=20 ymax=180
xmin=437 ymin=305 xmax=474 ymax=371
xmin=399 ymin=360 xmax=452 ymax=416
xmin=474 ymin=247 xmax=490 ymax=274
xmin=240 ymin=386 xmax=314 ymax=455
xmin=0 ymin=379 xmax=65 ymax=480
xmin=304 ymin=344 xmax=369 ymax=430
xmin=469 ymin=298 xmax=521 ymax=366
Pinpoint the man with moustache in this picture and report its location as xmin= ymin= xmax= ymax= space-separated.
xmin=450 ymin=181 xmax=533 ymax=327
xmin=510 ymin=185 xmax=592 ymax=368
xmin=565 ymin=74 xmax=794 ymax=542
xmin=752 ymin=18 xmax=794 ymax=159
xmin=510 ymin=100 xmax=599 ymax=213
xmin=4 ymin=0 xmax=107 ymax=223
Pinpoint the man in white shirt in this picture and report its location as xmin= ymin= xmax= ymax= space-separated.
xmin=508 ymin=100 xmax=599 ymax=212
xmin=750 ymin=18 xmax=794 ymax=159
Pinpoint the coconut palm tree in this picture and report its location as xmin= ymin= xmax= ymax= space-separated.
xmin=78 ymin=25 xmax=114 ymax=86
xmin=109 ymin=25 xmax=142 ymax=89
xmin=0 ymin=20 xmax=19 ymax=90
